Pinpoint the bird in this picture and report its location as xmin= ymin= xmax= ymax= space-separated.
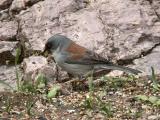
xmin=43 ymin=34 xmax=141 ymax=79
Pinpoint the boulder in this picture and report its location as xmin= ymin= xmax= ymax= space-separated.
xmin=22 ymin=55 xmax=68 ymax=84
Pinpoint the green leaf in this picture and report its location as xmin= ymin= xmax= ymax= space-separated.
xmin=84 ymin=94 xmax=93 ymax=109
xmin=151 ymin=67 xmax=160 ymax=91
xmin=37 ymin=83 xmax=46 ymax=89
xmin=35 ymin=74 xmax=47 ymax=88
xmin=148 ymin=96 xmax=158 ymax=104
xmin=47 ymin=85 xmax=61 ymax=98
xmin=155 ymin=99 xmax=160 ymax=106
xmin=87 ymin=70 xmax=94 ymax=93
xmin=20 ymin=82 xmax=36 ymax=93
xmin=15 ymin=48 xmax=21 ymax=91
xmin=15 ymin=48 xmax=21 ymax=65
xmin=15 ymin=67 xmax=20 ymax=91
xmin=136 ymin=95 xmax=148 ymax=101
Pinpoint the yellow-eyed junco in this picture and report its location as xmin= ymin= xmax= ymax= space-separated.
xmin=43 ymin=34 xmax=141 ymax=78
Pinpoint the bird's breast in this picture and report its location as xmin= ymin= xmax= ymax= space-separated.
xmin=52 ymin=51 xmax=66 ymax=64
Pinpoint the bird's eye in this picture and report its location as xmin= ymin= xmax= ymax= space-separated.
xmin=46 ymin=43 xmax=52 ymax=49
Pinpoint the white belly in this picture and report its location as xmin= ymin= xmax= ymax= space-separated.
xmin=59 ymin=63 xmax=92 ymax=76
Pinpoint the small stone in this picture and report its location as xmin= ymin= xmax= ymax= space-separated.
xmin=148 ymin=115 xmax=160 ymax=120
xmin=67 ymin=109 xmax=75 ymax=113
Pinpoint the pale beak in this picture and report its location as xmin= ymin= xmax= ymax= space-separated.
xmin=42 ymin=46 xmax=49 ymax=57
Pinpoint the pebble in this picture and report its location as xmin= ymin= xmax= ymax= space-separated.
xmin=148 ymin=115 xmax=160 ymax=120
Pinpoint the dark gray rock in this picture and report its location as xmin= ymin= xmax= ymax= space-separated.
xmin=0 ymin=41 xmax=18 ymax=64
xmin=0 ymin=0 xmax=13 ymax=10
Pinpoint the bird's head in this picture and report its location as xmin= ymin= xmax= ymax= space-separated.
xmin=43 ymin=34 xmax=71 ymax=56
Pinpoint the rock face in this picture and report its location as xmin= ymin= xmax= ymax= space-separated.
xmin=0 ymin=0 xmax=13 ymax=10
xmin=0 ymin=0 xmax=160 ymax=90
xmin=22 ymin=56 xmax=49 ymax=82
xmin=0 ymin=65 xmax=17 ymax=91
xmin=134 ymin=46 xmax=160 ymax=75
xmin=0 ymin=21 xmax=18 ymax=41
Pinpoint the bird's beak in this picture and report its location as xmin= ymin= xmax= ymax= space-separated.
xmin=42 ymin=46 xmax=49 ymax=57
xmin=42 ymin=46 xmax=55 ymax=62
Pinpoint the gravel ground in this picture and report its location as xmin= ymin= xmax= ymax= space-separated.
xmin=0 ymin=75 xmax=160 ymax=120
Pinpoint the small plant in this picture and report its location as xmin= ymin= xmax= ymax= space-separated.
xmin=25 ymin=98 xmax=36 ymax=115
xmin=84 ymin=93 xmax=94 ymax=109
xmin=15 ymin=48 xmax=21 ymax=91
xmin=5 ymin=97 xmax=12 ymax=113
xmin=135 ymin=67 xmax=160 ymax=107
xmin=47 ymin=85 xmax=61 ymax=99
xmin=35 ymin=74 xmax=47 ymax=89
xmin=101 ymin=75 xmax=136 ymax=92
xmin=83 ymin=94 xmax=113 ymax=117
xmin=20 ymin=81 xmax=37 ymax=93
xmin=83 ymin=71 xmax=94 ymax=109
xmin=20 ymin=73 xmax=47 ymax=94
xmin=125 ymin=107 xmax=143 ymax=119
xmin=96 ymin=96 xmax=113 ymax=117
xmin=136 ymin=95 xmax=160 ymax=106
xmin=88 ymin=71 xmax=94 ymax=93
xmin=150 ymin=67 xmax=160 ymax=91
xmin=83 ymin=73 xmax=113 ymax=117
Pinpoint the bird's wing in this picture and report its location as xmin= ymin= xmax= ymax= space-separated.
xmin=65 ymin=42 xmax=112 ymax=65
xmin=64 ymin=42 xmax=142 ymax=75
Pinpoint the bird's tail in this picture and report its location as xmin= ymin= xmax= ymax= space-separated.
xmin=94 ymin=64 xmax=141 ymax=75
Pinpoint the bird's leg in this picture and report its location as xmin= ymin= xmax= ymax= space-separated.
xmin=70 ymin=75 xmax=86 ymax=91
xmin=63 ymin=75 xmax=84 ymax=91
xmin=71 ymin=70 xmax=95 ymax=85
xmin=74 ymin=70 xmax=95 ymax=90
xmin=67 ymin=75 xmax=83 ymax=83
xmin=78 ymin=75 xmax=85 ymax=81
xmin=68 ymin=73 xmax=74 ymax=79
xmin=65 ymin=76 xmax=80 ymax=84
xmin=65 ymin=70 xmax=95 ymax=91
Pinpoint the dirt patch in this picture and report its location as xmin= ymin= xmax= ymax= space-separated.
xmin=0 ymin=75 xmax=160 ymax=119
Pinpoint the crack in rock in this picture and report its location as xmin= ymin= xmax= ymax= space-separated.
xmin=0 ymin=41 xmax=18 ymax=65
xmin=0 ymin=0 xmax=13 ymax=11
xmin=146 ymin=0 xmax=160 ymax=21
xmin=9 ymin=0 xmax=45 ymax=15
xmin=117 ymin=42 xmax=160 ymax=65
